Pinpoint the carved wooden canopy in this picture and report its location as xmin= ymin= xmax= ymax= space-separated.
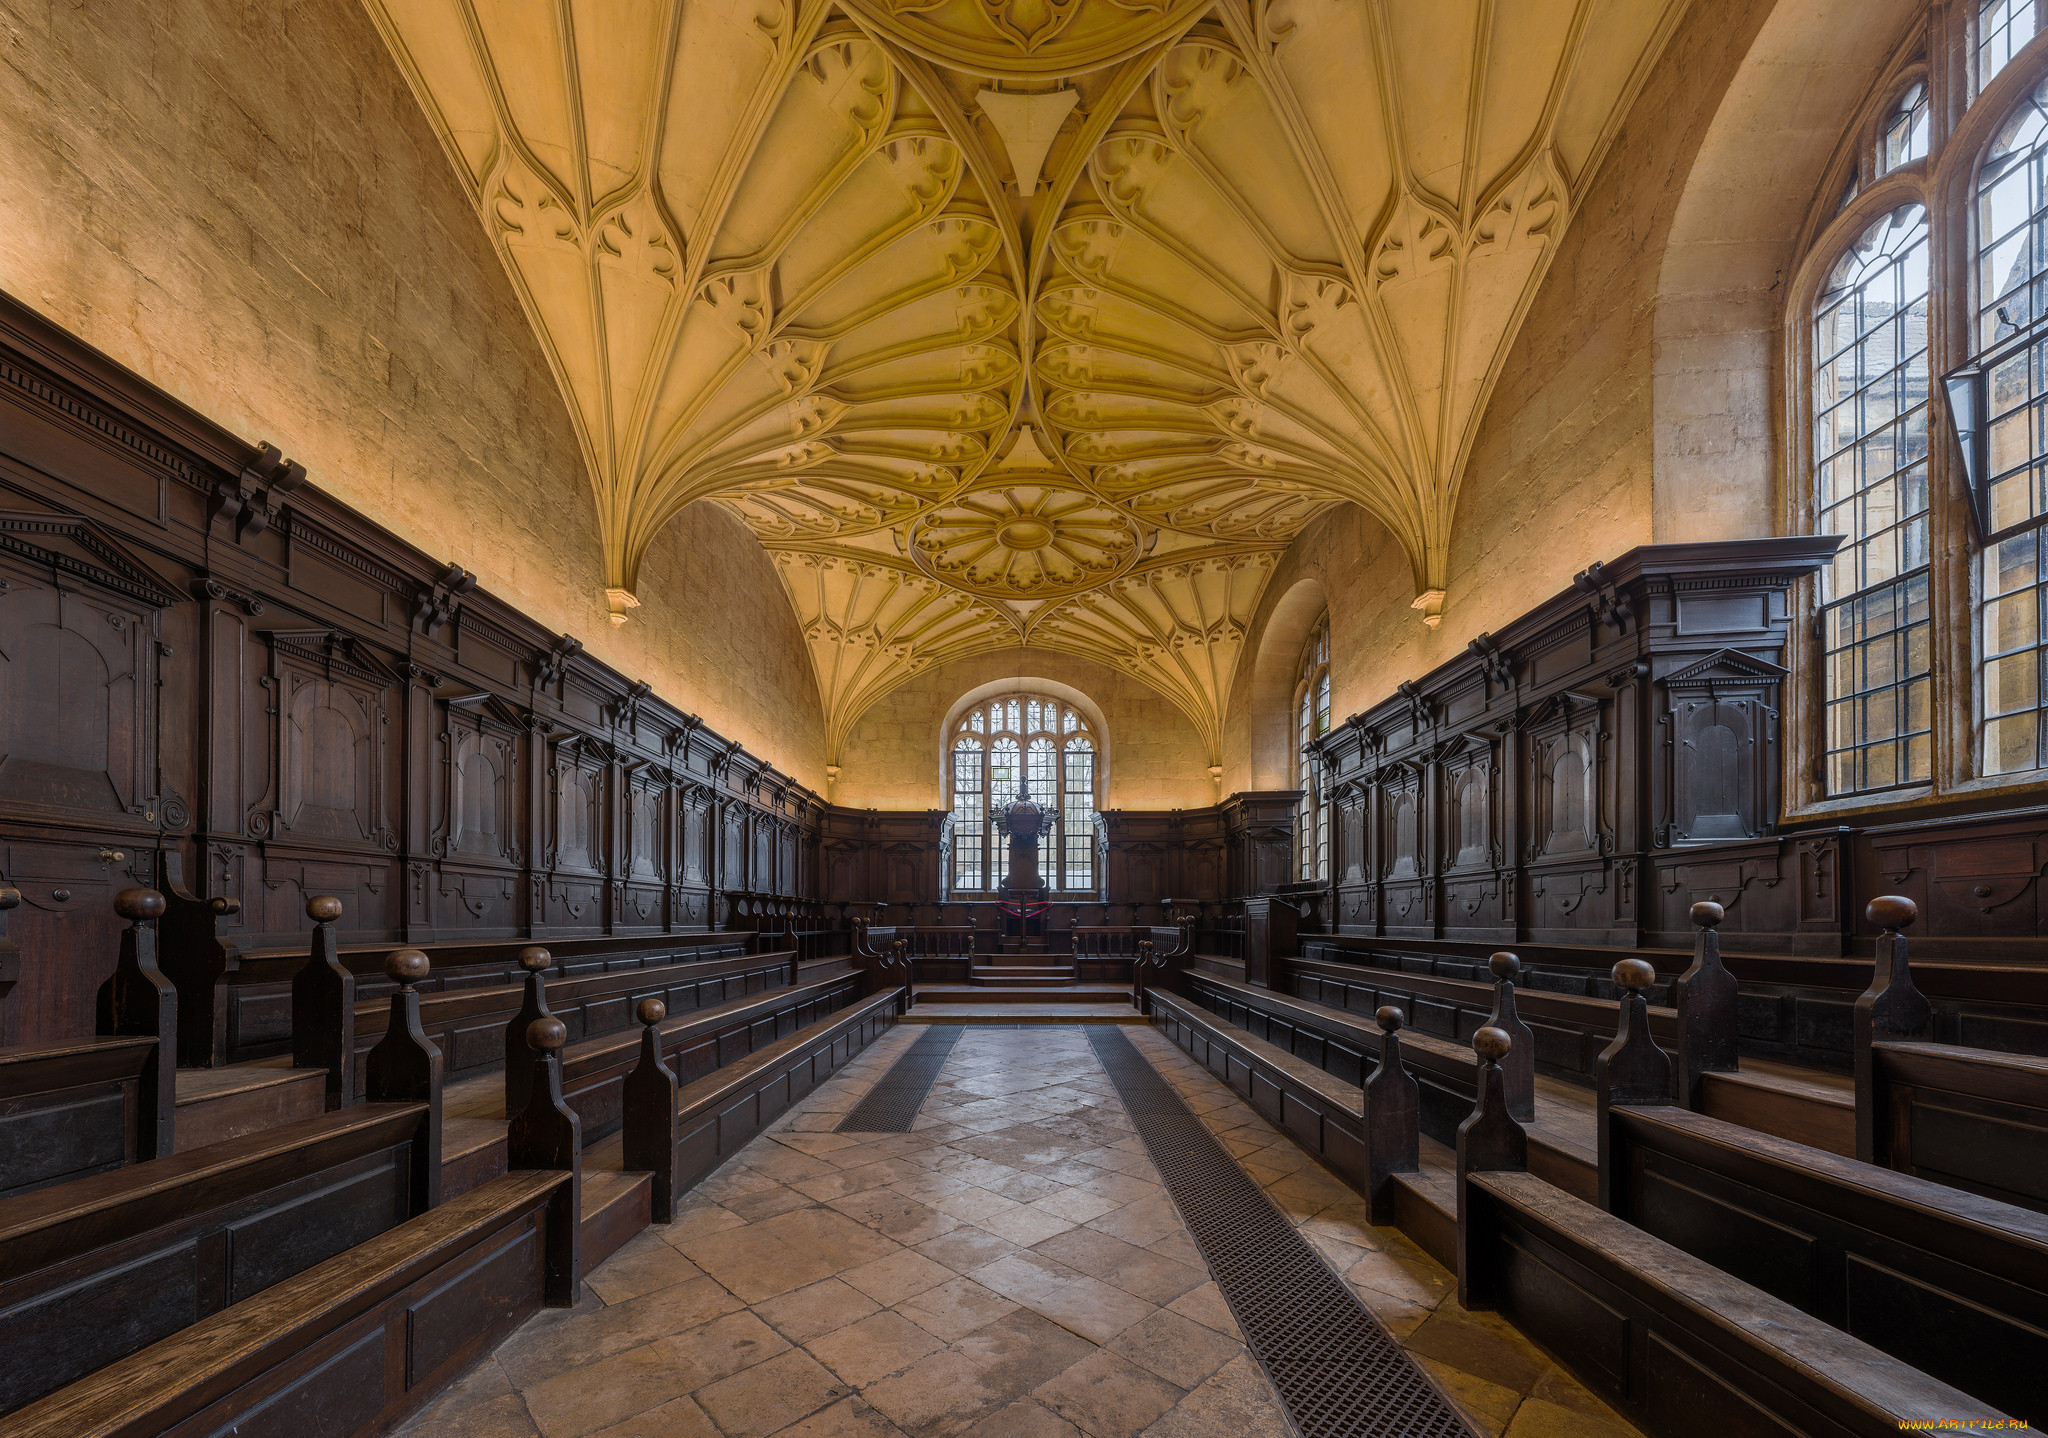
xmin=361 ymin=0 xmax=1685 ymax=761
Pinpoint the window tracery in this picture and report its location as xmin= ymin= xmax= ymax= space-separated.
xmin=1793 ymin=8 xmax=2048 ymax=806
xmin=1294 ymin=619 xmax=1332 ymax=883
xmin=948 ymin=693 xmax=1099 ymax=893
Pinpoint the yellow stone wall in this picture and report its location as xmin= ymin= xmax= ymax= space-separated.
xmin=0 ymin=0 xmax=826 ymax=783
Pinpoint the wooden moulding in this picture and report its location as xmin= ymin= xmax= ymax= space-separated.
xmin=507 ymin=1015 xmax=581 ymax=1308
xmin=1455 ymin=1026 xmax=1528 ymax=1307
xmin=1671 ymin=901 xmax=1738 ymax=1112
xmin=95 ymin=888 xmax=176 ymax=1161
xmin=1595 ymin=959 xmax=1673 ymax=1213
xmin=1854 ymin=896 xmax=1932 ymax=1165
xmin=2 ymin=1170 xmax=569 ymax=1438
xmin=503 ymin=946 xmax=555 ymax=1117
xmin=1483 ymin=953 xmax=1536 ymax=1121
xmin=152 ymin=852 xmax=240 ymax=1069
xmin=1361 ymin=1006 xmax=1420 ymax=1225
xmin=622 ymin=999 xmax=679 ymax=1224
xmin=290 ymin=895 xmax=354 ymax=1111
xmin=363 ymin=950 xmax=443 ymax=1212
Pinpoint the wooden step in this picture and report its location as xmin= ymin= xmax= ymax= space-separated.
xmin=916 ymin=984 xmax=1131 ymax=1004
xmin=1701 ymin=1057 xmax=1855 ymax=1156
xmin=581 ymin=1167 xmax=653 ymax=1271
xmin=172 ymin=1056 xmax=327 ymax=1153
xmin=970 ymin=969 xmax=1077 ymax=987
xmin=442 ymin=1116 xmax=508 ymax=1201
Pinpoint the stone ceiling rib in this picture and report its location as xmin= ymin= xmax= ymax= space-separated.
xmin=360 ymin=0 xmax=1688 ymax=763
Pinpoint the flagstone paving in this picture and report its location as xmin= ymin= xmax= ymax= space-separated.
xmin=399 ymin=1025 xmax=1643 ymax=1438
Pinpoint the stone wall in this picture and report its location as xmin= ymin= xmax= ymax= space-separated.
xmin=832 ymin=648 xmax=1213 ymax=812
xmin=0 ymin=0 xmax=826 ymax=782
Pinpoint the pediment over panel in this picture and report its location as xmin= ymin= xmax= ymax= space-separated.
xmin=0 ymin=508 xmax=181 ymax=609
xmin=1659 ymin=648 xmax=1790 ymax=691
xmin=258 ymin=629 xmax=404 ymax=687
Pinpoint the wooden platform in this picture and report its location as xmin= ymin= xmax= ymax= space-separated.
xmin=902 ymin=1002 xmax=1145 ymax=1024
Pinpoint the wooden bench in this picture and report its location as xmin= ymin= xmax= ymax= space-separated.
xmin=1456 ymin=1025 xmax=2016 ymax=1438
xmin=2 ymin=1169 xmax=571 ymax=1438
xmin=218 ymin=925 xmax=753 ymax=1064
xmin=1607 ymin=1102 xmax=2048 ymax=1425
xmin=1853 ymin=896 xmax=2048 ymax=1213
xmin=0 ymin=1101 xmax=436 ymax=1416
xmin=346 ymin=945 xmax=801 ymax=1096
xmin=0 ymin=1035 xmax=163 ymax=1200
xmin=1177 ymin=971 xmax=1600 ymax=1197
xmin=609 ymin=983 xmax=900 ymax=1219
xmin=1464 ymin=1167 xmax=2013 ymax=1437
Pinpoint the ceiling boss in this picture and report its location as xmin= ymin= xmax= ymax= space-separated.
xmin=362 ymin=0 xmax=1685 ymax=767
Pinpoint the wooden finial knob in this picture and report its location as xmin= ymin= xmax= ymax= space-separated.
xmin=1474 ymin=1026 xmax=1512 ymax=1061
xmin=1612 ymin=958 xmax=1658 ymax=993
xmin=1376 ymin=1005 xmax=1405 ymax=1033
xmin=0 ymin=887 xmax=19 ymax=911
xmin=1489 ymin=951 xmax=1519 ymax=981
xmin=306 ymin=895 xmax=343 ymax=922
xmin=114 ymin=887 xmax=166 ymax=922
xmin=386 ymin=948 xmax=431 ymax=987
xmin=637 ymin=997 xmax=666 ymax=1026
xmin=527 ymin=1015 xmax=568 ymax=1052
xmin=1690 ymin=900 xmax=1724 ymax=929
xmin=1866 ymin=896 xmax=1918 ymax=931
xmin=211 ymin=896 xmax=242 ymax=916
xmin=518 ymin=946 xmax=553 ymax=974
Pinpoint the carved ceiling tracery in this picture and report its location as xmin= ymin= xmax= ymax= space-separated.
xmin=363 ymin=0 xmax=1686 ymax=764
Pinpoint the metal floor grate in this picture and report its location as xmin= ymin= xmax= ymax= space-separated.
xmin=835 ymin=1025 xmax=965 ymax=1132
xmin=1086 ymin=1026 xmax=1476 ymax=1438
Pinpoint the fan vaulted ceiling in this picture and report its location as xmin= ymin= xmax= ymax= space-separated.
xmin=362 ymin=0 xmax=1686 ymax=764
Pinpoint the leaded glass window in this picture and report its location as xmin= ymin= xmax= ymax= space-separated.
xmin=947 ymin=694 xmax=1100 ymax=892
xmin=1978 ymin=80 xmax=2048 ymax=772
xmin=1294 ymin=619 xmax=1332 ymax=882
xmin=1814 ymin=204 xmax=1933 ymax=793
xmin=1882 ymin=83 xmax=1931 ymax=174
xmin=1983 ymin=0 xmax=2039 ymax=91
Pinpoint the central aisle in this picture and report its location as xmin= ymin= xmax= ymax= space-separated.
xmin=400 ymin=1026 xmax=1641 ymax=1438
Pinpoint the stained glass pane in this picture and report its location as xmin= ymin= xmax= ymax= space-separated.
xmin=1063 ymin=708 xmax=1078 ymax=733
xmin=1005 ymin=700 xmax=1020 ymax=733
xmin=1026 ymin=700 xmax=1042 ymax=733
xmin=969 ymin=709 xmax=983 ymax=733
xmin=1814 ymin=206 xmax=1933 ymax=794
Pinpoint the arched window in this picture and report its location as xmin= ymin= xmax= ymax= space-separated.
xmin=1813 ymin=204 xmax=1932 ymax=794
xmin=1982 ymin=0 xmax=2040 ymax=90
xmin=1881 ymin=83 xmax=1931 ymax=173
xmin=948 ymin=693 xmax=1099 ymax=892
xmin=1294 ymin=619 xmax=1331 ymax=882
xmin=1978 ymin=78 xmax=2048 ymax=771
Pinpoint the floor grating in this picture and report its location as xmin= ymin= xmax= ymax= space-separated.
xmin=834 ymin=1024 xmax=965 ymax=1132
xmin=1086 ymin=1026 xmax=1476 ymax=1438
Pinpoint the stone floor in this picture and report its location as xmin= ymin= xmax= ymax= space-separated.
xmin=400 ymin=1025 xmax=1643 ymax=1438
